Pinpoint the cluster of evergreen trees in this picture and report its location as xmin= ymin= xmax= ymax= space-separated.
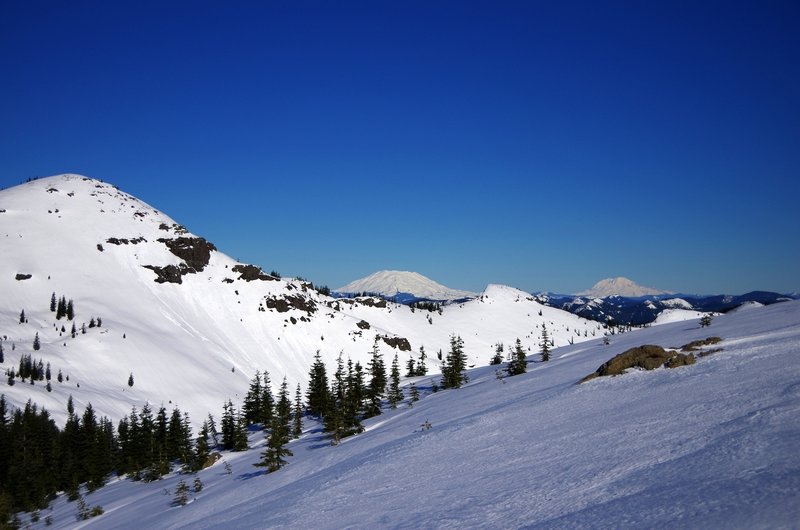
xmin=51 ymin=293 xmax=75 ymax=321
xmin=0 ymin=394 xmax=200 ymax=523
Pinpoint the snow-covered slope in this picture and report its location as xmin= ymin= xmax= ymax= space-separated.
xmin=577 ymin=277 xmax=671 ymax=297
xmin=336 ymin=270 xmax=476 ymax=301
xmin=0 ymin=175 xmax=597 ymax=428
xmin=29 ymin=299 xmax=800 ymax=529
xmin=652 ymin=308 xmax=710 ymax=325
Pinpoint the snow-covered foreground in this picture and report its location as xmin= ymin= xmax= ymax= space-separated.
xmin=34 ymin=300 xmax=800 ymax=529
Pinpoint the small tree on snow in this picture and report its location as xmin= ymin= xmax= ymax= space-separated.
xmin=128 ymin=373 xmax=134 ymax=387
xmin=700 ymin=314 xmax=713 ymax=328
xmin=33 ymin=332 xmax=40 ymax=351
xmin=540 ymin=324 xmax=551 ymax=362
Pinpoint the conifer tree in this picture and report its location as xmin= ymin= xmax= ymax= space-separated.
xmin=409 ymin=382 xmax=420 ymax=404
xmin=292 ymin=383 xmax=303 ymax=439
xmin=71 ymin=322 xmax=76 ymax=338
xmin=388 ymin=353 xmax=403 ymax=408
xmin=406 ymin=356 xmax=416 ymax=378
xmin=305 ymin=350 xmax=329 ymax=418
xmin=415 ymin=346 xmax=428 ymax=376
xmin=66 ymin=299 xmax=75 ymax=320
xmin=18 ymin=309 xmax=25 ymax=324
xmin=507 ymin=338 xmax=527 ymax=376
xmin=0 ymin=342 xmax=4 ymax=364
xmin=260 ymin=370 xmax=275 ymax=426
xmin=33 ymin=332 xmax=40 ymax=351
xmin=365 ymin=339 xmax=386 ymax=417
xmin=540 ymin=324 xmax=551 ymax=362
xmin=128 ymin=373 xmax=134 ymax=387
xmin=50 ymin=293 xmax=57 ymax=312
xmin=441 ymin=335 xmax=468 ymax=389
xmin=490 ymin=342 xmax=504 ymax=365
xmin=243 ymin=371 xmax=263 ymax=426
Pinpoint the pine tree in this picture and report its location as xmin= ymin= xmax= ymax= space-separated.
xmin=66 ymin=299 xmax=75 ymax=320
xmin=405 ymin=356 xmax=416 ymax=378
xmin=441 ymin=335 xmax=468 ymax=389
xmin=33 ymin=332 xmax=40 ymax=351
xmin=56 ymin=297 xmax=66 ymax=320
xmin=242 ymin=371 xmax=263 ymax=426
xmin=50 ymin=293 xmax=57 ymax=312
xmin=260 ymin=370 xmax=275 ymax=426
xmin=700 ymin=314 xmax=713 ymax=327
xmin=128 ymin=373 xmax=134 ymax=387
xmin=490 ymin=342 xmax=504 ymax=365
xmin=292 ymin=383 xmax=303 ymax=439
xmin=71 ymin=322 xmax=77 ymax=338
xmin=305 ymin=351 xmax=329 ymax=418
xmin=255 ymin=379 xmax=293 ymax=471
xmin=365 ymin=339 xmax=386 ymax=417
xmin=0 ymin=342 xmax=4 ymax=364
xmin=388 ymin=353 xmax=403 ymax=408
xmin=507 ymin=338 xmax=527 ymax=376
xmin=19 ymin=309 xmax=25 ymax=324
xmin=409 ymin=382 xmax=420 ymax=404
xmin=173 ymin=480 xmax=189 ymax=506
xmin=415 ymin=346 xmax=428 ymax=376
xmin=540 ymin=324 xmax=551 ymax=362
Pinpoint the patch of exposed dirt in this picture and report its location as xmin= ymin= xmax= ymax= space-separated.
xmin=580 ymin=344 xmax=696 ymax=383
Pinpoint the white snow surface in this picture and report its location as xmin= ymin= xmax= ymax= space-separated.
xmin=0 ymin=175 xmax=598 ymax=429
xmin=26 ymin=298 xmax=800 ymax=529
xmin=652 ymin=308 xmax=710 ymax=325
xmin=336 ymin=269 xmax=476 ymax=300
xmin=577 ymin=277 xmax=672 ymax=297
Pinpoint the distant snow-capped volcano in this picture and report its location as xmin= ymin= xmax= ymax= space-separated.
xmin=576 ymin=277 xmax=672 ymax=298
xmin=336 ymin=270 xmax=476 ymax=301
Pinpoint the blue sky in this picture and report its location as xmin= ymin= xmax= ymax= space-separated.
xmin=1 ymin=1 xmax=798 ymax=295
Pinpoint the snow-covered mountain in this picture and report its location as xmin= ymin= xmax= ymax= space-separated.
xmin=27 ymin=296 xmax=800 ymax=529
xmin=335 ymin=270 xmax=475 ymax=302
xmin=576 ymin=276 xmax=672 ymax=297
xmin=0 ymin=174 xmax=597 ymax=428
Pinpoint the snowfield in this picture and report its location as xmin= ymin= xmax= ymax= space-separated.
xmin=26 ymin=298 xmax=800 ymax=529
xmin=0 ymin=175 xmax=599 ymax=429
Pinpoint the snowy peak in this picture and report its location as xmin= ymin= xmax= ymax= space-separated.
xmin=336 ymin=270 xmax=475 ymax=301
xmin=576 ymin=277 xmax=672 ymax=298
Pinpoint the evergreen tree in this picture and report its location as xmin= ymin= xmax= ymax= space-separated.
xmin=700 ymin=314 xmax=713 ymax=327
xmin=66 ymin=299 xmax=75 ymax=320
xmin=33 ymin=332 xmax=40 ymax=351
xmin=490 ymin=342 xmax=504 ymax=365
xmin=405 ymin=356 xmax=416 ymax=378
xmin=173 ymin=480 xmax=189 ymax=506
xmin=507 ymin=338 xmax=527 ymax=376
xmin=365 ymin=339 xmax=386 ymax=417
xmin=441 ymin=335 xmax=468 ymax=389
xmin=256 ymin=379 xmax=293 ymax=471
xmin=194 ymin=419 xmax=211 ymax=470
xmin=50 ymin=293 xmax=57 ymax=312
xmin=242 ymin=371 xmax=263 ymax=425
xmin=19 ymin=309 xmax=25 ymax=324
xmin=259 ymin=370 xmax=275 ymax=426
xmin=128 ymin=373 xmax=134 ymax=387
xmin=415 ymin=346 xmax=428 ymax=376
xmin=540 ymin=324 xmax=551 ymax=362
xmin=220 ymin=400 xmax=236 ymax=450
xmin=409 ymin=382 xmax=420 ymax=404
xmin=305 ymin=351 xmax=329 ymax=417
xmin=0 ymin=342 xmax=4 ymax=364
xmin=71 ymin=322 xmax=77 ymax=338
xmin=388 ymin=353 xmax=403 ymax=408
xmin=56 ymin=297 xmax=66 ymax=320
xmin=292 ymin=383 xmax=303 ymax=439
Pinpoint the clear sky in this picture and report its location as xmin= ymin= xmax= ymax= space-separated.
xmin=1 ymin=1 xmax=798 ymax=295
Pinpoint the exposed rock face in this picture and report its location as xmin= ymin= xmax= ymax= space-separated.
xmin=580 ymin=344 xmax=696 ymax=383
xmin=15 ymin=273 xmax=32 ymax=281
xmin=159 ymin=237 xmax=216 ymax=272
xmin=679 ymin=337 xmax=722 ymax=352
xmin=265 ymin=294 xmax=317 ymax=315
xmin=380 ymin=335 xmax=412 ymax=351
xmin=143 ymin=264 xmax=186 ymax=284
xmin=356 ymin=320 xmax=371 ymax=330
xmin=231 ymin=264 xmax=277 ymax=282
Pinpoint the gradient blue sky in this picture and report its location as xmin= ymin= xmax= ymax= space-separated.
xmin=1 ymin=1 xmax=798 ymax=295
